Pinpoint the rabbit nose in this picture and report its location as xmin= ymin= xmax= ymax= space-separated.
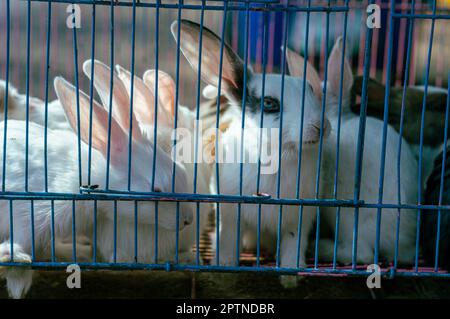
xmin=311 ymin=118 xmax=331 ymax=137
xmin=313 ymin=118 xmax=331 ymax=138
xmin=301 ymin=118 xmax=331 ymax=145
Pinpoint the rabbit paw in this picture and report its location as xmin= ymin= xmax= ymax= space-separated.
xmin=0 ymin=242 xmax=33 ymax=299
xmin=0 ymin=242 xmax=32 ymax=272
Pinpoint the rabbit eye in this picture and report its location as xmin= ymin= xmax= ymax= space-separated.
xmin=263 ymin=96 xmax=280 ymax=113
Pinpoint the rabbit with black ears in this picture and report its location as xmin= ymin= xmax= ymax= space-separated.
xmin=172 ymin=20 xmax=330 ymax=288
xmin=286 ymin=39 xmax=418 ymax=266
xmin=0 ymin=73 xmax=193 ymax=298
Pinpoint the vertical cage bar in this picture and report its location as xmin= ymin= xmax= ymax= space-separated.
xmin=175 ymin=202 xmax=180 ymax=264
xmin=152 ymin=0 xmax=161 ymax=265
xmin=135 ymin=201 xmax=138 ymax=262
xmin=72 ymin=3 xmax=82 ymax=189
xmin=236 ymin=1 xmax=251 ymax=266
xmin=352 ymin=0 xmax=375 ymax=270
xmin=172 ymin=0 xmax=183 ymax=265
xmin=87 ymin=3 xmax=97 ymax=186
xmin=25 ymin=0 xmax=31 ymax=192
xmin=151 ymin=0 xmax=160 ymax=192
xmin=189 ymin=0 xmax=204 ymax=266
xmin=127 ymin=0 xmax=137 ymax=191
xmin=105 ymin=0 xmax=116 ymax=190
xmin=43 ymin=0 xmax=52 ymax=192
xmin=51 ymin=200 xmax=55 ymax=262
xmin=1 ymin=0 xmax=11 ymax=192
xmin=154 ymin=202 xmax=159 ymax=263
xmin=9 ymin=200 xmax=13 ymax=261
xmin=72 ymin=200 xmax=77 ymax=262
xmin=275 ymin=0 xmax=289 ymax=268
xmin=255 ymin=6 xmax=270 ymax=268
xmin=374 ymin=0 xmax=397 ymax=266
xmin=332 ymin=0 xmax=350 ymax=269
xmin=113 ymin=200 xmax=118 ymax=263
xmin=93 ymin=200 xmax=98 ymax=262
xmin=313 ymin=0 xmax=332 ymax=270
xmin=30 ymin=201 xmax=35 ymax=261
xmin=434 ymin=74 xmax=450 ymax=271
xmin=215 ymin=0 xmax=230 ymax=264
xmin=394 ymin=0 xmax=416 ymax=271
xmin=295 ymin=0 xmax=312 ymax=268
xmin=414 ymin=0 xmax=437 ymax=272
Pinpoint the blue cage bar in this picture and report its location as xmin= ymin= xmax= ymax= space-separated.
xmin=0 ymin=0 xmax=449 ymax=289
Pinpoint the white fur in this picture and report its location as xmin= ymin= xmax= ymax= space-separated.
xmin=214 ymin=75 xmax=326 ymax=270
xmin=172 ymin=21 xmax=330 ymax=282
xmin=82 ymin=61 xmax=212 ymax=263
xmin=288 ymin=38 xmax=419 ymax=265
xmin=0 ymin=79 xmax=70 ymax=131
xmin=0 ymin=74 xmax=194 ymax=298
xmin=176 ymin=20 xmax=418 ymax=284
xmin=319 ymin=116 xmax=418 ymax=264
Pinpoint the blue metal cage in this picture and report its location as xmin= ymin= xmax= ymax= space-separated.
xmin=0 ymin=0 xmax=449 ymax=298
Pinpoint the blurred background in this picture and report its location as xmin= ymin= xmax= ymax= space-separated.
xmin=0 ymin=0 xmax=449 ymax=107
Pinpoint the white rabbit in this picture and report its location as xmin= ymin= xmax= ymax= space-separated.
xmin=171 ymin=20 xmax=331 ymax=283
xmin=0 ymin=75 xmax=193 ymax=298
xmin=81 ymin=60 xmax=212 ymax=260
xmin=286 ymin=38 xmax=418 ymax=265
xmin=0 ymin=80 xmax=92 ymax=267
xmin=0 ymin=79 xmax=70 ymax=131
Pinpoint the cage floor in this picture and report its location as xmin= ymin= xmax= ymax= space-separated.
xmin=4 ymin=268 xmax=450 ymax=299
xmin=194 ymin=210 xmax=449 ymax=276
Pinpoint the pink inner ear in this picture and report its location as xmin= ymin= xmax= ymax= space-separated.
xmin=155 ymin=72 xmax=175 ymax=118
xmin=286 ymin=48 xmax=322 ymax=100
xmin=116 ymin=65 xmax=156 ymax=127
xmin=86 ymin=60 xmax=145 ymax=143
xmin=201 ymin=36 xmax=238 ymax=92
xmin=327 ymin=37 xmax=353 ymax=95
xmin=176 ymin=21 xmax=239 ymax=95
xmin=142 ymin=70 xmax=175 ymax=126
xmin=55 ymin=77 xmax=130 ymax=167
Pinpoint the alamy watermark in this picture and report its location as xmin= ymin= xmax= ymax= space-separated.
xmin=66 ymin=264 xmax=81 ymax=289
xmin=64 ymin=4 xmax=381 ymax=31
xmin=66 ymin=4 xmax=81 ymax=29
xmin=366 ymin=264 xmax=381 ymax=289
xmin=171 ymin=121 xmax=281 ymax=175
xmin=366 ymin=4 xmax=381 ymax=29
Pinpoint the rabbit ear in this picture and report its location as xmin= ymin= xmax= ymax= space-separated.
xmin=142 ymin=69 xmax=175 ymax=121
xmin=327 ymin=37 xmax=354 ymax=97
xmin=83 ymin=60 xmax=144 ymax=142
xmin=115 ymin=65 xmax=173 ymax=129
xmin=286 ymin=48 xmax=322 ymax=100
xmin=171 ymin=20 xmax=246 ymax=101
xmin=54 ymin=76 xmax=129 ymax=167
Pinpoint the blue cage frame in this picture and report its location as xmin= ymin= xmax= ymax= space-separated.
xmin=0 ymin=0 xmax=449 ymax=280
